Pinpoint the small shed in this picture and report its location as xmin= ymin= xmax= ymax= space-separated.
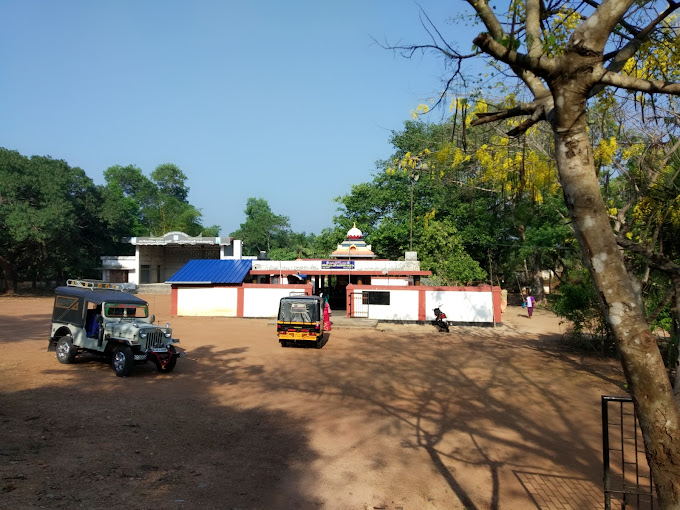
xmin=167 ymin=259 xmax=253 ymax=316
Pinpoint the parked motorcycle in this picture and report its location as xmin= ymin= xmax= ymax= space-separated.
xmin=433 ymin=305 xmax=449 ymax=332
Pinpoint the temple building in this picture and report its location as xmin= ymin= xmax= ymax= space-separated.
xmin=102 ymin=226 xmax=501 ymax=324
xmin=329 ymin=223 xmax=376 ymax=258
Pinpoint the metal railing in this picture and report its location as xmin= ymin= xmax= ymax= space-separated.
xmin=350 ymin=292 xmax=369 ymax=318
xmin=602 ymin=395 xmax=656 ymax=510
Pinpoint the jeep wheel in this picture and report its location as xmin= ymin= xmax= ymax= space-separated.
xmin=56 ymin=336 xmax=77 ymax=364
xmin=112 ymin=345 xmax=134 ymax=377
xmin=155 ymin=345 xmax=177 ymax=374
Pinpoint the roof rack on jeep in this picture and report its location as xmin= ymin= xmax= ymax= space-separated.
xmin=67 ymin=279 xmax=126 ymax=291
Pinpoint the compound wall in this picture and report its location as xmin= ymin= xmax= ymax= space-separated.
xmin=347 ymin=284 xmax=501 ymax=324
xmin=171 ymin=283 xmax=501 ymax=324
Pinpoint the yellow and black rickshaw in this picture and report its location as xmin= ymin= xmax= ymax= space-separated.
xmin=277 ymin=295 xmax=324 ymax=348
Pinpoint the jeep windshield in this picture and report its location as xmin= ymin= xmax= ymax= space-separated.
xmin=104 ymin=303 xmax=149 ymax=319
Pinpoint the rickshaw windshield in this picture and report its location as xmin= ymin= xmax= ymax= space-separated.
xmin=278 ymin=300 xmax=320 ymax=322
xmin=104 ymin=303 xmax=149 ymax=319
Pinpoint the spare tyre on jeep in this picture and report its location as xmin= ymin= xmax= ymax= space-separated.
xmin=47 ymin=279 xmax=184 ymax=377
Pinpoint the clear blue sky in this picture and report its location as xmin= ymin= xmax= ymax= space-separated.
xmin=1 ymin=0 xmax=480 ymax=236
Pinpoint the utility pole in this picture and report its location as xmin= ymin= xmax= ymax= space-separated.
xmin=409 ymin=171 xmax=420 ymax=251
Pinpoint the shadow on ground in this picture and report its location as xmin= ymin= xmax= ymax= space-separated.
xmin=254 ymin=327 xmax=622 ymax=509
xmin=0 ymin=351 xmax=317 ymax=509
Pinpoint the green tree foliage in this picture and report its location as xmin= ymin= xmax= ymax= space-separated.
xmin=103 ymin=163 xmax=219 ymax=237
xmin=151 ymin=163 xmax=189 ymax=202
xmin=230 ymin=198 xmax=292 ymax=256
xmin=549 ymin=267 xmax=612 ymax=353
xmin=393 ymin=117 xmax=571 ymax=291
xmin=325 ymin=118 xmax=575 ymax=286
xmin=0 ymin=149 xmax=220 ymax=292
xmin=419 ymin=218 xmax=487 ymax=285
xmin=103 ymin=165 xmax=157 ymax=235
xmin=311 ymin=226 xmax=347 ymax=259
xmin=0 ymin=149 xmax=120 ymax=291
xmin=267 ymin=232 xmax=319 ymax=260
xmin=333 ymin=172 xmax=415 ymax=259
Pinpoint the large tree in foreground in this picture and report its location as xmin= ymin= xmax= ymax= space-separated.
xmin=395 ymin=1 xmax=680 ymax=506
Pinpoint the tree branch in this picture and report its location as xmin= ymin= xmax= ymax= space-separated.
xmin=525 ymin=0 xmax=543 ymax=59
xmin=570 ymin=0 xmax=637 ymax=53
xmin=647 ymin=285 xmax=675 ymax=324
xmin=473 ymin=32 xmax=557 ymax=78
xmin=465 ymin=0 xmax=506 ymax=40
xmin=604 ymin=1 xmax=680 ymax=75
xmin=598 ymin=67 xmax=680 ymax=95
xmin=616 ymin=236 xmax=680 ymax=277
xmin=375 ymin=38 xmax=477 ymax=62
xmin=469 ymin=101 xmax=540 ymax=126
xmin=466 ymin=0 xmax=550 ymax=98
xmin=508 ymin=98 xmax=556 ymax=136
xmin=580 ymin=0 xmax=641 ymax=37
xmin=469 ymin=94 xmax=555 ymax=137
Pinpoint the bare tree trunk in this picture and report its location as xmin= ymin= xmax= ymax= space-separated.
xmin=553 ymin=86 xmax=680 ymax=507
xmin=0 ymin=255 xmax=17 ymax=294
xmin=673 ymin=277 xmax=680 ymax=408
xmin=675 ymin=346 xmax=680 ymax=406
xmin=532 ymin=256 xmax=545 ymax=302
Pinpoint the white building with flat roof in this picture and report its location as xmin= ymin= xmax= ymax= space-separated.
xmin=101 ymin=231 xmax=243 ymax=284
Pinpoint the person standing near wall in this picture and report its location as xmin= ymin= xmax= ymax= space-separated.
xmin=323 ymin=294 xmax=332 ymax=331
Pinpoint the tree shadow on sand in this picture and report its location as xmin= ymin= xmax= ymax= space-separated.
xmin=3 ymin=346 xmax=318 ymax=509
xmin=253 ymin=327 xmax=624 ymax=509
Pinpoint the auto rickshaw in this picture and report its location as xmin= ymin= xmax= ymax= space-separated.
xmin=277 ymin=295 xmax=324 ymax=348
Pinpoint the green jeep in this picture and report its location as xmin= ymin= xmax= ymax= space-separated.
xmin=47 ymin=280 xmax=183 ymax=377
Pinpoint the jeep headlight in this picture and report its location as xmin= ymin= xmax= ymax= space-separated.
xmin=164 ymin=331 xmax=171 ymax=338
xmin=140 ymin=332 xmax=147 ymax=339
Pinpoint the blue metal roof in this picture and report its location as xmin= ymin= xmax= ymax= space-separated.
xmin=167 ymin=259 xmax=253 ymax=284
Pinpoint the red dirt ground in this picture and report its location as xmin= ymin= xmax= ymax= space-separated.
xmin=0 ymin=294 xmax=627 ymax=509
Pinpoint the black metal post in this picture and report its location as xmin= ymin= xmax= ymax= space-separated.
xmin=603 ymin=396 xmax=612 ymax=510
xmin=410 ymin=178 xmax=413 ymax=251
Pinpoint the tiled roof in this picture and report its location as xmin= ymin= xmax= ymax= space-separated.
xmin=166 ymin=259 xmax=252 ymax=284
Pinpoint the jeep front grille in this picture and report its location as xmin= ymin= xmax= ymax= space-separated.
xmin=146 ymin=330 xmax=166 ymax=349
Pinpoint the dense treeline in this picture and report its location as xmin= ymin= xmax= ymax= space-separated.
xmin=0 ymin=148 xmax=217 ymax=292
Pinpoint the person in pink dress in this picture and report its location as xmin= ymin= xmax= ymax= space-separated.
xmin=323 ymin=294 xmax=332 ymax=331
xmin=526 ymin=294 xmax=536 ymax=318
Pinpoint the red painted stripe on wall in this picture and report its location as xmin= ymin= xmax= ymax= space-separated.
xmin=171 ymin=286 xmax=178 ymax=316
xmin=419 ymin=288 xmax=427 ymax=321
xmin=237 ymin=286 xmax=244 ymax=317
xmin=493 ymin=286 xmax=502 ymax=323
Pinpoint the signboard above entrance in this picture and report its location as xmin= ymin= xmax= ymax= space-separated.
xmin=125 ymin=231 xmax=227 ymax=246
xmin=321 ymin=260 xmax=355 ymax=270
